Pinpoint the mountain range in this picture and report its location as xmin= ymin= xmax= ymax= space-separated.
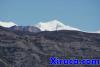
xmin=0 ymin=20 xmax=81 ymax=32
xmin=0 ymin=26 xmax=100 ymax=67
xmin=0 ymin=20 xmax=100 ymax=34
xmin=0 ymin=20 xmax=100 ymax=67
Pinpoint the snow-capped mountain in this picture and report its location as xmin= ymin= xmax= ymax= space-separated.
xmin=0 ymin=20 xmax=80 ymax=32
xmin=34 ymin=20 xmax=80 ymax=31
xmin=0 ymin=21 xmax=17 ymax=28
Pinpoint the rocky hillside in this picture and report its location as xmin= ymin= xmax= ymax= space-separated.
xmin=0 ymin=26 xmax=100 ymax=67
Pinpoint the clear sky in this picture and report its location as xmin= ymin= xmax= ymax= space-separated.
xmin=0 ymin=0 xmax=100 ymax=32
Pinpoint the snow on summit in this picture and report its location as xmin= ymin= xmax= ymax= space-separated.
xmin=35 ymin=20 xmax=80 ymax=31
xmin=0 ymin=21 xmax=17 ymax=28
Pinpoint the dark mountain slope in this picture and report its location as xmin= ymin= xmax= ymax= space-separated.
xmin=0 ymin=26 xmax=100 ymax=67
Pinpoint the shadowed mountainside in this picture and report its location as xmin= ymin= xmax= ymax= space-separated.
xmin=10 ymin=26 xmax=41 ymax=33
xmin=0 ymin=26 xmax=100 ymax=67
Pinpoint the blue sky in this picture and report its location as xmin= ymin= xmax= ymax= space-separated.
xmin=0 ymin=0 xmax=100 ymax=32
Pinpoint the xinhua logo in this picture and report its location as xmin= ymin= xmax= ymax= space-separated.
xmin=49 ymin=57 xmax=100 ymax=65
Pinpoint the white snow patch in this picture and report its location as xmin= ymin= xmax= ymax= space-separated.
xmin=34 ymin=20 xmax=80 ymax=31
xmin=0 ymin=21 xmax=17 ymax=28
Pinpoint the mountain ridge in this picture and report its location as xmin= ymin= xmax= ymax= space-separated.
xmin=0 ymin=20 xmax=81 ymax=32
xmin=0 ymin=26 xmax=100 ymax=67
xmin=0 ymin=20 xmax=100 ymax=34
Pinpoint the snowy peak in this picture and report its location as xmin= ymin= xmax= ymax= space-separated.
xmin=35 ymin=20 xmax=80 ymax=31
xmin=0 ymin=20 xmax=80 ymax=32
xmin=0 ymin=21 xmax=17 ymax=28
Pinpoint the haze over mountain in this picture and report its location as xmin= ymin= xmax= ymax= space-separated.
xmin=95 ymin=30 xmax=100 ymax=33
xmin=10 ymin=26 xmax=41 ymax=33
